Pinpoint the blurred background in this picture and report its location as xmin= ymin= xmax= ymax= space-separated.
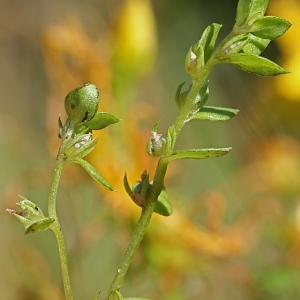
xmin=1 ymin=0 xmax=300 ymax=299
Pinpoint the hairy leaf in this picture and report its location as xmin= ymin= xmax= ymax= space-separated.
xmin=84 ymin=112 xmax=120 ymax=130
xmin=73 ymin=157 xmax=114 ymax=191
xmin=164 ymin=125 xmax=177 ymax=156
xmin=248 ymin=0 xmax=270 ymax=24
xmin=250 ymin=16 xmax=292 ymax=40
xmin=167 ymin=148 xmax=231 ymax=161
xmin=221 ymin=34 xmax=248 ymax=56
xmin=190 ymin=106 xmax=239 ymax=121
xmin=197 ymin=23 xmax=222 ymax=63
xmin=221 ymin=53 xmax=290 ymax=76
xmin=242 ymin=34 xmax=270 ymax=55
xmin=235 ymin=0 xmax=250 ymax=26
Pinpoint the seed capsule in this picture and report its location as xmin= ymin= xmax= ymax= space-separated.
xmin=65 ymin=83 xmax=99 ymax=125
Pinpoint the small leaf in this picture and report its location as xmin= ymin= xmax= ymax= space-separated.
xmin=250 ymin=16 xmax=292 ymax=40
xmin=164 ymin=125 xmax=176 ymax=156
xmin=124 ymin=173 xmax=134 ymax=200
xmin=235 ymin=0 xmax=250 ymax=26
xmin=221 ymin=34 xmax=248 ymax=56
xmin=242 ymin=34 xmax=270 ymax=55
xmin=197 ymin=23 xmax=222 ymax=63
xmin=197 ymin=82 xmax=209 ymax=106
xmin=72 ymin=157 xmax=114 ymax=191
xmin=140 ymin=172 xmax=150 ymax=200
xmin=152 ymin=121 xmax=160 ymax=132
xmin=167 ymin=148 xmax=232 ymax=161
xmin=175 ymin=82 xmax=187 ymax=109
xmin=220 ymin=54 xmax=290 ymax=76
xmin=190 ymin=106 xmax=239 ymax=121
xmin=65 ymin=134 xmax=98 ymax=159
xmin=84 ymin=112 xmax=120 ymax=131
xmin=248 ymin=0 xmax=269 ymax=24
xmin=154 ymin=188 xmax=173 ymax=217
xmin=25 ymin=218 xmax=55 ymax=235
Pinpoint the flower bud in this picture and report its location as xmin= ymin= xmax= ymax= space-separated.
xmin=65 ymin=83 xmax=99 ymax=125
xmin=185 ymin=45 xmax=204 ymax=76
xmin=146 ymin=131 xmax=166 ymax=157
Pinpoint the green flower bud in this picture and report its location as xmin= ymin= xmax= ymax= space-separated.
xmin=132 ymin=182 xmax=146 ymax=208
xmin=65 ymin=83 xmax=99 ymax=124
xmin=146 ymin=131 xmax=166 ymax=157
xmin=185 ymin=44 xmax=204 ymax=77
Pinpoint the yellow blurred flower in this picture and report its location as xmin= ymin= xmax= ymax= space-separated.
xmin=112 ymin=0 xmax=157 ymax=78
xmin=268 ymin=0 xmax=300 ymax=101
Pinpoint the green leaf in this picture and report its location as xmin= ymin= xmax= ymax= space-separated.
xmin=124 ymin=173 xmax=134 ymax=200
xmin=141 ymin=173 xmax=150 ymax=200
xmin=164 ymin=125 xmax=177 ymax=156
xmin=25 ymin=218 xmax=55 ymax=235
xmin=235 ymin=0 xmax=250 ymax=26
xmin=190 ymin=106 xmax=239 ymax=121
xmin=197 ymin=23 xmax=222 ymax=63
xmin=152 ymin=121 xmax=160 ymax=132
xmin=84 ymin=112 xmax=120 ymax=131
xmin=220 ymin=53 xmax=290 ymax=76
xmin=154 ymin=188 xmax=173 ymax=217
xmin=197 ymin=82 xmax=209 ymax=106
xmin=175 ymin=82 xmax=187 ymax=109
xmin=167 ymin=148 xmax=232 ymax=161
xmin=221 ymin=34 xmax=248 ymax=56
xmin=250 ymin=16 xmax=292 ymax=40
xmin=72 ymin=157 xmax=114 ymax=191
xmin=65 ymin=133 xmax=98 ymax=159
xmin=242 ymin=34 xmax=270 ymax=55
xmin=248 ymin=0 xmax=269 ymax=24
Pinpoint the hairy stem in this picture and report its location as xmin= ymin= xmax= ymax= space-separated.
xmin=48 ymin=153 xmax=73 ymax=300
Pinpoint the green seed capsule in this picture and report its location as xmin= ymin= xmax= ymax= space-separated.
xmin=132 ymin=182 xmax=145 ymax=208
xmin=65 ymin=83 xmax=99 ymax=124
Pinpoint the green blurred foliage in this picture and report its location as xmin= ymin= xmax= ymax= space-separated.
xmin=1 ymin=0 xmax=300 ymax=299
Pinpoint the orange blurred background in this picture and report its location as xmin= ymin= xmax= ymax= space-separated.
xmin=1 ymin=0 xmax=300 ymax=299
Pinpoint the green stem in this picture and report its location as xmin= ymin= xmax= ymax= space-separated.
xmin=173 ymin=31 xmax=237 ymax=137
xmin=106 ymin=54 xmax=215 ymax=300
xmin=105 ymin=27 xmax=240 ymax=300
xmin=48 ymin=153 xmax=73 ymax=300
xmin=106 ymin=158 xmax=169 ymax=300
